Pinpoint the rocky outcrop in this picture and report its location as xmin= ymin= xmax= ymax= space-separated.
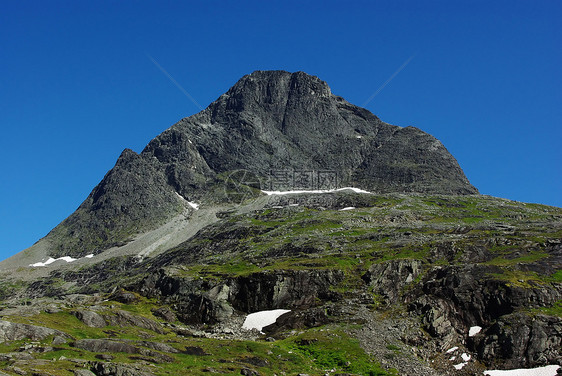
xmin=73 ymin=339 xmax=140 ymax=354
xmin=0 ymin=320 xmax=67 ymax=343
xmin=137 ymin=269 xmax=344 ymax=325
xmin=90 ymin=362 xmax=156 ymax=376
xmin=104 ymin=310 xmax=165 ymax=334
xmin=73 ymin=310 xmax=106 ymax=328
xmin=362 ymin=259 xmax=424 ymax=304
xmin=472 ymin=313 xmax=562 ymax=368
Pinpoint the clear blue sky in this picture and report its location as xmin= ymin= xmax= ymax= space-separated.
xmin=1 ymin=0 xmax=560 ymax=261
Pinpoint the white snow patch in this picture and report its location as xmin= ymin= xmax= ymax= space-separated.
xmin=30 ymin=256 xmax=76 ymax=267
xmin=450 ymin=356 xmax=456 ymax=361
xmin=339 ymin=207 xmax=355 ymax=211
xmin=446 ymin=346 xmax=459 ymax=353
xmin=30 ymin=253 xmax=95 ymax=267
xmin=461 ymin=353 xmax=471 ymax=362
xmin=469 ymin=325 xmax=482 ymax=337
xmin=454 ymin=362 xmax=467 ymax=370
xmin=188 ymin=201 xmax=199 ymax=210
xmin=262 ymin=187 xmax=371 ymax=195
xmin=242 ymin=309 xmax=291 ymax=333
xmin=356 ymin=135 xmax=362 ymax=139
xmin=483 ymin=365 xmax=560 ymax=376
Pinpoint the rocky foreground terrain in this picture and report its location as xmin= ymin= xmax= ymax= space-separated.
xmin=0 ymin=71 xmax=560 ymax=375
xmin=1 ymin=191 xmax=560 ymax=375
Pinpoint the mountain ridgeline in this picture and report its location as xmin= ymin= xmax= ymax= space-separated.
xmin=46 ymin=70 xmax=476 ymax=258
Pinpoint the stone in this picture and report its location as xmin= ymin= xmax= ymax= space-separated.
xmin=0 ymin=320 xmax=67 ymax=343
xmin=73 ymin=310 xmax=106 ymax=328
xmin=73 ymin=339 xmax=140 ymax=354
xmin=73 ymin=370 xmax=97 ymax=376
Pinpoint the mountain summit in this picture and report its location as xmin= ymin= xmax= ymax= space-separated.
xmin=13 ymin=71 xmax=477 ymax=259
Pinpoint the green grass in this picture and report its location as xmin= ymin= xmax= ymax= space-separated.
xmin=536 ymin=300 xmax=562 ymax=317
xmin=484 ymin=251 xmax=550 ymax=266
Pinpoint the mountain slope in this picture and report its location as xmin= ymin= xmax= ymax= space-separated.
xmin=0 ymin=192 xmax=560 ymax=376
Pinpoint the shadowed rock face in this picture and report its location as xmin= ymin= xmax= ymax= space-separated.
xmin=43 ymin=70 xmax=477 ymax=257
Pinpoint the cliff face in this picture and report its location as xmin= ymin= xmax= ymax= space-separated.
xmin=43 ymin=71 xmax=477 ymax=258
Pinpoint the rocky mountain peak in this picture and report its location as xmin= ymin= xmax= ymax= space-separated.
xmin=15 ymin=71 xmax=479 ymax=258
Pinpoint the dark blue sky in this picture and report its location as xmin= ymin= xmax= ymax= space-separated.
xmin=1 ymin=0 xmax=560 ymax=261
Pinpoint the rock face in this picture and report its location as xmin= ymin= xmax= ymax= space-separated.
xmin=0 ymin=320 xmax=66 ymax=343
xmin=36 ymin=70 xmax=476 ymax=258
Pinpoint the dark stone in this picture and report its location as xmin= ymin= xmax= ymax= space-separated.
xmin=184 ymin=346 xmax=208 ymax=356
xmin=110 ymin=291 xmax=138 ymax=304
xmin=152 ymin=307 xmax=177 ymax=322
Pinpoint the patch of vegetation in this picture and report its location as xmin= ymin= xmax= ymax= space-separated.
xmin=289 ymin=329 xmax=398 ymax=375
xmin=484 ymin=251 xmax=550 ymax=266
xmin=535 ymin=300 xmax=562 ymax=317
xmin=489 ymin=270 xmax=546 ymax=288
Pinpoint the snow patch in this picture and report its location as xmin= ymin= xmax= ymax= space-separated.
xmin=262 ymin=187 xmax=371 ymax=195
xmin=461 ymin=353 xmax=471 ymax=362
xmin=30 ymin=256 xmax=76 ymax=267
xmin=446 ymin=346 xmax=459 ymax=354
xmin=483 ymin=365 xmax=560 ymax=376
xmin=59 ymin=256 xmax=77 ymax=263
xmin=339 ymin=207 xmax=355 ymax=211
xmin=469 ymin=326 xmax=482 ymax=337
xmin=30 ymin=253 xmax=95 ymax=267
xmin=188 ymin=201 xmax=199 ymax=210
xmin=454 ymin=362 xmax=467 ymax=370
xmin=242 ymin=309 xmax=291 ymax=333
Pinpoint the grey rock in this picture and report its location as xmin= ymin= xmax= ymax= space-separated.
xmin=73 ymin=310 xmax=106 ymax=328
xmin=73 ymin=339 xmax=140 ymax=354
xmin=151 ymin=307 xmax=177 ymax=322
xmin=104 ymin=310 xmax=164 ymax=334
xmin=10 ymin=368 xmax=27 ymax=376
xmin=363 ymin=259 xmax=423 ymax=304
xmin=240 ymin=368 xmax=259 ymax=376
xmin=52 ymin=335 xmax=68 ymax=345
xmin=472 ymin=313 xmax=562 ymax=368
xmin=0 ymin=320 xmax=67 ymax=343
xmin=110 ymin=291 xmax=138 ymax=304
xmin=74 ymin=370 xmax=97 ymax=376
xmin=90 ymin=362 xmax=155 ymax=376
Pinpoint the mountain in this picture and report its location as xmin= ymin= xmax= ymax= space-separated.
xmin=0 ymin=71 xmax=560 ymax=376
xmin=10 ymin=70 xmax=477 ymax=261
